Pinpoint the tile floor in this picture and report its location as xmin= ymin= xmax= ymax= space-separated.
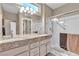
xmin=46 ymin=53 xmax=55 ymax=56
xmin=46 ymin=47 xmax=78 ymax=56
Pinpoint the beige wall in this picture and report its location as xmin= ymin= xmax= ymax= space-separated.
xmin=54 ymin=3 xmax=79 ymax=16
xmin=45 ymin=4 xmax=53 ymax=33
xmin=41 ymin=4 xmax=53 ymax=34
xmin=3 ymin=11 xmax=18 ymax=21
xmin=31 ymin=15 xmax=41 ymax=34
xmin=0 ymin=4 xmax=2 ymax=36
xmin=45 ymin=4 xmax=54 ymax=18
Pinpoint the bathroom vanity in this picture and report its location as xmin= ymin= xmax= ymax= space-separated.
xmin=0 ymin=3 xmax=53 ymax=56
xmin=0 ymin=34 xmax=52 ymax=56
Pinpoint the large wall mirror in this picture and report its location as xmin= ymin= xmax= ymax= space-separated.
xmin=1 ymin=3 xmax=41 ymax=39
xmin=2 ymin=17 xmax=32 ymax=37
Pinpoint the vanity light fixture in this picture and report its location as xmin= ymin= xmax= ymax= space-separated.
xmin=17 ymin=3 xmax=39 ymax=15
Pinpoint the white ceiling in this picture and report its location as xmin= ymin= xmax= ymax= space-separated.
xmin=2 ymin=3 xmax=66 ymax=14
xmin=46 ymin=3 xmax=66 ymax=9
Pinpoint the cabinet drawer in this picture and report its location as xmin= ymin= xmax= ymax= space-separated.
xmin=40 ymin=51 xmax=46 ymax=56
xmin=30 ymin=42 xmax=39 ymax=49
xmin=40 ymin=40 xmax=47 ymax=45
xmin=18 ymin=51 xmax=29 ymax=56
xmin=47 ymin=42 xmax=51 ymax=53
xmin=0 ymin=45 xmax=29 ymax=56
xmin=46 ymin=39 xmax=50 ymax=43
xmin=40 ymin=44 xmax=46 ymax=51
xmin=34 ymin=53 xmax=39 ymax=56
xmin=40 ymin=44 xmax=46 ymax=56
xmin=30 ymin=47 xmax=39 ymax=56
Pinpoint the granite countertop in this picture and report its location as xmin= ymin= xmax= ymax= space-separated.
xmin=0 ymin=34 xmax=52 ymax=52
xmin=0 ymin=34 xmax=52 ymax=44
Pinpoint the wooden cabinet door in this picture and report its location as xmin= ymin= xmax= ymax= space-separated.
xmin=40 ymin=44 xmax=46 ymax=56
xmin=76 ymin=36 xmax=79 ymax=54
xmin=60 ymin=33 xmax=67 ymax=50
xmin=67 ymin=34 xmax=78 ymax=54
xmin=46 ymin=42 xmax=51 ymax=54
xmin=30 ymin=47 xmax=39 ymax=56
xmin=18 ymin=51 xmax=29 ymax=56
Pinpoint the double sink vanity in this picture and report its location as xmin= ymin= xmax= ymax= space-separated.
xmin=0 ymin=34 xmax=52 ymax=56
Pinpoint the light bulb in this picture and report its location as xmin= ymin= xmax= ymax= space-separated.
xmin=30 ymin=8 xmax=33 ymax=12
xmin=24 ymin=9 xmax=27 ymax=13
xmin=31 ymin=12 xmax=34 ymax=15
xmin=26 ymin=7 xmax=29 ymax=11
xmin=21 ymin=7 xmax=24 ymax=10
xmin=20 ymin=7 xmax=24 ymax=13
xmin=28 ymin=10 xmax=31 ymax=13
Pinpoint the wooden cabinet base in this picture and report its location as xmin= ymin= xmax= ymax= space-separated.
xmin=0 ymin=34 xmax=52 ymax=56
